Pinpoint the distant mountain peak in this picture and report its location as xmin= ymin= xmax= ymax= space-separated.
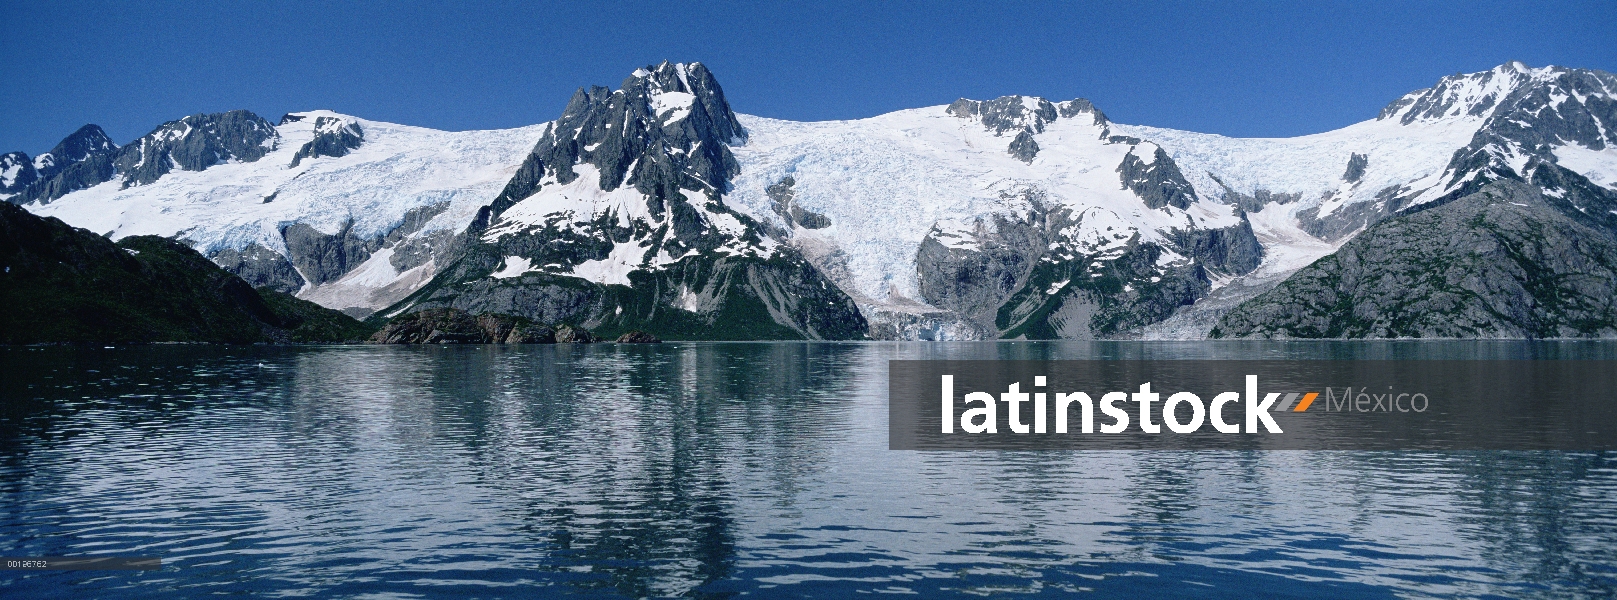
xmin=10 ymin=110 xmax=278 ymax=205
xmin=947 ymin=95 xmax=1108 ymax=136
xmin=114 ymin=110 xmax=279 ymax=187
xmin=1376 ymin=62 xmax=1577 ymax=125
xmin=286 ymin=113 xmax=364 ymax=167
xmin=0 ymin=151 xmax=37 ymax=194
xmin=33 ymin=124 xmax=118 ymax=179
xmin=478 ymin=61 xmax=746 ymax=230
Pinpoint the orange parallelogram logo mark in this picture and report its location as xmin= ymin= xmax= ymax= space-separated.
xmin=1293 ymin=392 xmax=1319 ymax=412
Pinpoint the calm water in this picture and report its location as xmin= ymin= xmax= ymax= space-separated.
xmin=2 ymin=342 xmax=1616 ymax=598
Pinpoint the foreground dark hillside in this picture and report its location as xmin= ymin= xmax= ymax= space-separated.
xmin=0 ymin=202 xmax=373 ymax=344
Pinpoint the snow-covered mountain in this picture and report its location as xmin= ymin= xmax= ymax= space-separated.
xmin=727 ymin=96 xmax=1259 ymax=339
xmin=20 ymin=111 xmax=547 ymax=315
xmin=0 ymin=124 xmax=118 ymax=200
xmin=1118 ymin=62 xmax=1617 ymax=240
xmin=389 ymin=62 xmax=869 ymax=340
xmin=1115 ymin=62 xmax=1617 ymax=338
xmin=10 ymin=61 xmax=1616 ymax=338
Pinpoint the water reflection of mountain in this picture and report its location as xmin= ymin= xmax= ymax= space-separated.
xmin=2 ymin=342 xmax=1615 ymax=597
xmin=280 ymin=344 xmax=874 ymax=596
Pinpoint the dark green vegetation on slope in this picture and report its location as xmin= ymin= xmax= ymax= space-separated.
xmin=1213 ymin=178 xmax=1617 ymax=338
xmin=0 ymin=202 xmax=373 ymax=344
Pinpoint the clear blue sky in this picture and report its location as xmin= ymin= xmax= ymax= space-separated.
xmin=2 ymin=0 xmax=1613 ymax=154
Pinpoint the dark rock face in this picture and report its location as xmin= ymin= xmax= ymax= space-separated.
xmin=1342 ymin=152 xmax=1369 ymax=183
xmin=1380 ymin=68 xmax=1508 ymax=124
xmin=474 ymin=61 xmax=745 ymax=234
xmin=948 ymin=96 xmax=1059 ymax=135
xmin=0 ymin=152 xmax=37 ymax=196
xmin=917 ymin=199 xmax=1051 ymax=330
xmin=615 ymin=330 xmax=661 ymax=343
xmin=289 ymin=117 xmax=364 ymax=167
xmin=1209 ymin=174 xmax=1303 ymax=213
xmin=33 ymin=124 xmax=118 ymax=180
xmin=368 ymin=308 xmax=562 ymax=344
xmin=1298 ymin=185 xmax=1402 ymax=241
xmin=11 ymin=125 xmax=120 ymax=204
xmin=204 ymin=202 xmax=453 ymax=294
xmin=115 ymin=110 xmax=279 ymax=187
xmin=280 ymin=221 xmax=382 ymax=286
xmin=1055 ymin=98 xmax=1108 ymax=123
xmin=1213 ymin=180 xmax=1617 ymax=339
xmin=210 ymin=243 xmax=306 ymax=293
xmin=766 ymin=176 xmax=830 ymax=229
xmin=16 ymin=155 xmax=116 ymax=205
xmin=396 ymin=271 xmax=602 ymax=326
xmin=945 ymin=96 xmax=1108 ymax=135
xmin=994 ymin=237 xmax=1209 ymax=339
xmin=1294 ymin=66 xmax=1615 ymax=243
xmin=1117 ymin=146 xmax=1197 ymax=210
xmin=395 ymin=247 xmax=868 ymax=341
xmin=380 ymin=202 xmax=453 ymax=271
xmin=0 ymin=201 xmax=367 ymax=343
xmin=1008 ymin=130 xmax=1040 ymax=163
xmin=1421 ymin=68 xmax=1615 ymax=206
xmin=389 ymin=230 xmax=455 ymax=272
xmin=1169 ymin=213 xmax=1264 ymax=275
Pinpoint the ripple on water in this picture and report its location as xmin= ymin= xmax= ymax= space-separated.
xmin=1 ymin=342 xmax=1615 ymax=598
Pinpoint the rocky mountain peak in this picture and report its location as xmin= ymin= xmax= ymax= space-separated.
xmin=947 ymin=95 xmax=1109 ymax=136
xmin=114 ymin=110 xmax=279 ymax=187
xmin=478 ymin=61 xmax=747 ymax=229
xmin=23 ymin=124 xmax=119 ymax=183
xmin=1418 ymin=65 xmax=1617 ymax=203
xmin=1376 ymin=62 xmax=1577 ymax=125
xmin=288 ymin=115 xmax=365 ymax=167
xmin=1 ymin=151 xmax=38 ymax=195
xmin=11 ymin=111 xmax=278 ymax=205
xmin=622 ymin=61 xmax=745 ymax=142
xmin=35 ymin=124 xmax=118 ymax=177
xmin=1298 ymin=63 xmax=1616 ymax=250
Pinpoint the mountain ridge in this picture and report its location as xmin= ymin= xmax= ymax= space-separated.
xmin=9 ymin=61 xmax=1616 ymax=339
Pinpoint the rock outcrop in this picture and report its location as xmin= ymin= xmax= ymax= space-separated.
xmin=288 ymin=116 xmax=363 ymax=167
xmin=0 ymin=151 xmax=39 ymax=196
xmin=615 ymin=330 xmax=661 ymax=343
xmin=368 ymin=308 xmax=571 ymax=344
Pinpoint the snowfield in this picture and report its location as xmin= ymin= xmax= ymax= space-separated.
xmin=1112 ymin=115 xmax=1482 ymax=217
xmin=32 ymin=111 xmax=546 ymax=255
xmin=727 ymin=106 xmax=1245 ymax=308
xmin=28 ymin=111 xmax=547 ymax=310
